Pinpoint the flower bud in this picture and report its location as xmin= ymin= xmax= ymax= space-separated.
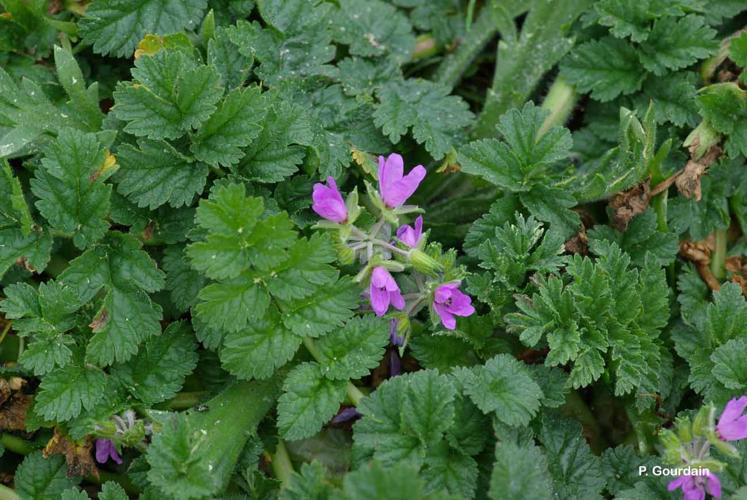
xmin=408 ymin=248 xmax=443 ymax=275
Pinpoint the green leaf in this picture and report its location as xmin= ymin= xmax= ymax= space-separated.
xmin=220 ymin=310 xmax=302 ymax=380
xmin=561 ymin=37 xmax=645 ymax=101
xmin=490 ymin=441 xmax=553 ymax=500
xmin=111 ymin=321 xmax=198 ymax=405
xmin=730 ymin=32 xmax=747 ymax=70
xmin=264 ymin=234 xmax=339 ymax=301
xmin=401 ymin=370 xmax=457 ymax=445
xmin=207 ymin=27 xmax=253 ymax=91
xmin=99 ymin=482 xmax=129 ymax=500
xmin=594 ymin=0 xmax=655 ymax=42
xmin=0 ymin=67 xmax=77 ymax=157
xmin=538 ymin=414 xmax=606 ymax=499
xmin=456 ymin=354 xmax=543 ymax=427
xmin=332 ymin=0 xmax=415 ymax=62
xmin=193 ymin=277 xmax=270 ymax=332
xmin=31 ymin=128 xmax=112 ymax=249
xmin=459 ymin=103 xmax=572 ymax=191
xmin=115 ymin=139 xmax=208 ymax=209
xmin=237 ymin=101 xmax=313 ymax=183
xmin=712 ymin=338 xmax=747 ymax=390
xmin=0 ymin=159 xmax=33 ymax=233
xmin=639 ymin=15 xmax=717 ymax=75
xmin=313 ymin=316 xmax=389 ymax=380
xmin=53 ymin=45 xmax=104 ymax=131
xmin=342 ymin=461 xmax=432 ymax=500
xmin=80 ymin=0 xmax=208 ymax=57
xmin=277 ymin=362 xmax=347 ymax=441
xmin=15 ymin=452 xmax=79 ymax=499
xmin=422 ymin=441 xmax=479 ymax=498
xmin=280 ymin=461 xmax=335 ymax=500
xmin=697 ymin=83 xmax=747 ymax=158
xmin=633 ymin=73 xmax=699 ymax=127
xmin=112 ymin=50 xmax=222 ymax=140
xmin=190 ymin=86 xmax=267 ymax=167
xmin=59 ymin=232 xmax=165 ymax=366
xmin=187 ymin=183 xmax=296 ymax=279
xmin=0 ymin=227 xmax=52 ymax=278
xmin=34 ymin=360 xmax=108 ymax=421
xmin=162 ymin=244 xmax=206 ymax=312
xmin=278 ymin=277 xmax=359 ymax=337
xmin=374 ymin=79 xmax=473 ymax=159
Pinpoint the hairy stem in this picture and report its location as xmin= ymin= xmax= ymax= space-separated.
xmin=0 ymin=485 xmax=18 ymax=500
xmin=0 ymin=433 xmax=33 ymax=455
xmin=711 ymin=228 xmax=727 ymax=281
xmin=271 ymin=440 xmax=295 ymax=488
xmin=539 ymin=76 xmax=577 ymax=136
xmin=160 ymin=391 xmax=209 ymax=410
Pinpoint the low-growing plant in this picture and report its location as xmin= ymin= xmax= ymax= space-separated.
xmin=1 ymin=0 xmax=747 ymax=499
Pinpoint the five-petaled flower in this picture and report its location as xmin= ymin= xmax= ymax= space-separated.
xmin=397 ymin=215 xmax=424 ymax=248
xmin=668 ymin=472 xmax=721 ymax=500
xmin=369 ymin=266 xmax=405 ymax=316
xmin=94 ymin=438 xmax=122 ymax=465
xmin=312 ymin=176 xmax=347 ymax=223
xmin=378 ymin=153 xmax=426 ymax=208
xmin=717 ymin=396 xmax=747 ymax=441
xmin=433 ymin=282 xmax=475 ymax=330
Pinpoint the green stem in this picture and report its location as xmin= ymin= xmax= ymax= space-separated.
xmin=538 ymin=76 xmax=577 ymax=136
xmin=271 ymin=440 xmax=295 ymax=488
xmin=651 ymin=190 xmax=668 ymax=233
xmin=159 ymin=391 xmax=208 ymax=410
xmin=1 ymin=433 xmax=34 ymax=455
xmin=434 ymin=8 xmax=501 ymax=89
xmin=711 ymin=228 xmax=727 ymax=281
xmin=302 ymin=338 xmax=367 ymax=406
xmin=561 ymin=391 xmax=607 ymax=454
xmin=0 ymin=485 xmax=19 ymax=500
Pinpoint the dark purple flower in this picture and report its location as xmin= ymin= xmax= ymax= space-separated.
xmin=370 ymin=267 xmax=405 ymax=316
xmin=95 ymin=439 xmax=122 ymax=465
xmin=389 ymin=350 xmax=401 ymax=378
xmin=433 ymin=282 xmax=475 ymax=330
xmin=717 ymin=396 xmax=747 ymax=441
xmin=378 ymin=153 xmax=426 ymax=208
xmin=668 ymin=472 xmax=721 ymax=500
xmin=389 ymin=319 xmax=404 ymax=346
xmin=312 ymin=177 xmax=347 ymax=223
xmin=331 ymin=407 xmax=361 ymax=424
xmin=396 ymin=216 xmax=424 ymax=248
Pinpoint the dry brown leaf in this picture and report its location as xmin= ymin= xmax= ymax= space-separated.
xmin=44 ymin=429 xmax=99 ymax=479
xmin=610 ymin=182 xmax=650 ymax=231
xmin=0 ymin=393 xmax=32 ymax=431
xmin=675 ymin=145 xmax=722 ymax=201
xmin=564 ymin=227 xmax=589 ymax=255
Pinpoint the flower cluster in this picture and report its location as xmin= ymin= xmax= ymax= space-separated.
xmin=311 ymin=153 xmax=475 ymax=340
xmin=663 ymin=397 xmax=747 ymax=500
xmin=93 ymin=409 xmax=152 ymax=465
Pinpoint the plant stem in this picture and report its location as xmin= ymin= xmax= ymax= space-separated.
xmin=711 ymin=228 xmax=727 ymax=281
xmin=160 ymin=391 xmax=208 ymax=410
xmin=538 ymin=76 xmax=577 ymax=136
xmin=434 ymin=8 xmax=502 ymax=89
xmin=651 ymin=190 xmax=668 ymax=233
xmin=1 ymin=433 xmax=34 ymax=455
xmin=561 ymin=391 xmax=607 ymax=454
xmin=0 ymin=485 xmax=18 ymax=500
xmin=271 ymin=440 xmax=294 ymax=489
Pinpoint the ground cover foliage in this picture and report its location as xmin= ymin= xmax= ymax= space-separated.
xmin=1 ymin=0 xmax=747 ymax=498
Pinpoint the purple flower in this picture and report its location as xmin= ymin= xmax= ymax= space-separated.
xmin=433 ymin=282 xmax=475 ymax=330
xmin=396 ymin=216 xmax=424 ymax=248
xmin=668 ymin=472 xmax=721 ymax=500
xmin=332 ymin=407 xmax=361 ymax=424
xmin=717 ymin=396 xmax=747 ymax=441
xmin=312 ymin=177 xmax=347 ymax=223
xmin=370 ymin=267 xmax=405 ymax=316
xmin=94 ymin=439 xmax=122 ymax=465
xmin=378 ymin=153 xmax=426 ymax=208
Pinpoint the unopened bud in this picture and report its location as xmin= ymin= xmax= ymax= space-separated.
xmin=408 ymin=248 xmax=443 ymax=275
